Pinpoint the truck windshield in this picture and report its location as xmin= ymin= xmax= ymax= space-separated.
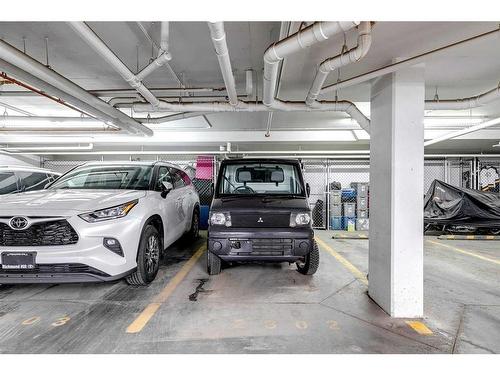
xmin=48 ymin=165 xmax=153 ymax=190
xmin=217 ymin=162 xmax=305 ymax=196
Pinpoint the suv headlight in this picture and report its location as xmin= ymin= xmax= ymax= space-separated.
xmin=290 ymin=212 xmax=311 ymax=227
xmin=210 ymin=212 xmax=232 ymax=227
xmin=79 ymin=200 xmax=138 ymax=223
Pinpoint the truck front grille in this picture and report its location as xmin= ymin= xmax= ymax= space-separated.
xmin=230 ymin=238 xmax=293 ymax=256
xmin=231 ymin=213 xmax=290 ymax=228
xmin=0 ymin=220 xmax=79 ymax=247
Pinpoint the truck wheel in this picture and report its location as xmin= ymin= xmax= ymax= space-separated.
xmin=207 ymin=249 xmax=221 ymax=275
xmin=126 ymin=225 xmax=161 ymax=286
xmin=185 ymin=208 xmax=200 ymax=242
xmin=296 ymin=241 xmax=319 ymax=275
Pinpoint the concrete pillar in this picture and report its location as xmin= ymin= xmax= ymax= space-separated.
xmin=368 ymin=64 xmax=425 ymax=317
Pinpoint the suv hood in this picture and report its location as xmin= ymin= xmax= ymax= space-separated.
xmin=0 ymin=189 xmax=147 ymax=216
xmin=211 ymin=196 xmax=310 ymax=212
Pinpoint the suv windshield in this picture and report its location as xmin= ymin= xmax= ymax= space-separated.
xmin=49 ymin=165 xmax=153 ymax=190
xmin=217 ymin=162 xmax=305 ymax=196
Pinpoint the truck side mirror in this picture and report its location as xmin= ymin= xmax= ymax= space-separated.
xmin=161 ymin=181 xmax=173 ymax=198
xmin=306 ymin=183 xmax=311 ymax=197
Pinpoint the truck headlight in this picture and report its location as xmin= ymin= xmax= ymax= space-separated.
xmin=79 ymin=200 xmax=138 ymax=223
xmin=210 ymin=212 xmax=232 ymax=227
xmin=290 ymin=212 xmax=311 ymax=227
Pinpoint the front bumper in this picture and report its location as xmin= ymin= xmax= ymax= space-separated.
xmin=0 ymin=215 xmax=143 ymax=283
xmin=208 ymin=227 xmax=314 ymax=262
xmin=0 ymin=266 xmax=135 ymax=283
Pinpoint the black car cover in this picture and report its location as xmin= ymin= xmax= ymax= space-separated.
xmin=424 ymin=180 xmax=500 ymax=227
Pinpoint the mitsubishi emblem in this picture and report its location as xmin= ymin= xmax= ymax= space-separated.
xmin=257 ymin=217 xmax=264 ymax=223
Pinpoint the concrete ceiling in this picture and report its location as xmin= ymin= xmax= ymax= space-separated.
xmin=0 ymin=21 xmax=499 ymax=155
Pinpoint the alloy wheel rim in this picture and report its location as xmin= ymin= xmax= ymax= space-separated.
xmin=144 ymin=234 xmax=160 ymax=274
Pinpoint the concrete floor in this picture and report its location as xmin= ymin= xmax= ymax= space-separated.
xmin=0 ymin=231 xmax=498 ymax=354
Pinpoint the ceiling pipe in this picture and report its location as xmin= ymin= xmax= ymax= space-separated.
xmin=263 ymin=21 xmax=359 ymax=107
xmin=139 ymin=112 xmax=210 ymax=124
xmin=0 ymin=43 xmax=151 ymax=136
xmin=245 ymin=69 xmax=253 ymax=99
xmin=136 ymin=22 xmax=172 ymax=82
xmin=9 ymin=148 xmax=499 ymax=158
xmin=425 ymin=84 xmax=500 ymax=110
xmin=0 ymin=87 xmax=222 ymax=97
xmin=306 ymin=22 xmax=372 ymax=106
xmin=0 ymin=113 xmax=208 ymax=126
xmin=424 ymin=116 xmax=500 ymax=147
xmin=110 ymin=95 xmax=245 ymax=107
xmin=207 ymin=22 xmax=239 ymax=106
xmin=0 ymin=100 xmax=34 ymax=116
xmin=321 ymin=27 xmax=500 ymax=93
xmin=68 ymin=22 xmax=165 ymax=108
xmin=160 ymin=22 xmax=169 ymax=53
xmin=132 ymin=99 xmax=370 ymax=121
xmin=1 ymin=71 xmax=98 ymax=120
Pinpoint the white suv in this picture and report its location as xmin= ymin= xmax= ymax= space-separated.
xmin=0 ymin=161 xmax=200 ymax=285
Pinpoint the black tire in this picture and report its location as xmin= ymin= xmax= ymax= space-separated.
xmin=185 ymin=208 xmax=200 ymax=242
xmin=126 ymin=225 xmax=161 ymax=286
xmin=296 ymin=241 xmax=320 ymax=275
xmin=207 ymin=249 xmax=222 ymax=275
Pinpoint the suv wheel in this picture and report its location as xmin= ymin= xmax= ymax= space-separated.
xmin=296 ymin=241 xmax=319 ymax=275
xmin=207 ymin=249 xmax=221 ymax=275
xmin=185 ymin=208 xmax=200 ymax=241
xmin=126 ymin=225 xmax=161 ymax=286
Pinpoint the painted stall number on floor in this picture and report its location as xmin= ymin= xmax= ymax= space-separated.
xmin=20 ymin=316 xmax=71 ymax=327
xmin=264 ymin=320 xmax=277 ymax=330
xmin=51 ymin=316 xmax=71 ymax=327
xmin=231 ymin=319 xmax=340 ymax=331
xmin=21 ymin=316 xmax=41 ymax=325
xmin=295 ymin=320 xmax=308 ymax=330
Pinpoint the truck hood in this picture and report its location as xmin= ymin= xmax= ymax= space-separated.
xmin=211 ymin=196 xmax=310 ymax=212
xmin=0 ymin=189 xmax=147 ymax=216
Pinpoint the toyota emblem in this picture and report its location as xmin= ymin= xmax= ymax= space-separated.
xmin=9 ymin=216 xmax=29 ymax=230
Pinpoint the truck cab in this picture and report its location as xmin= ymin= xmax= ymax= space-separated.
xmin=207 ymin=158 xmax=319 ymax=275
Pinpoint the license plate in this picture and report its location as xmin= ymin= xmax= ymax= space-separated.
xmin=1 ymin=252 xmax=37 ymax=270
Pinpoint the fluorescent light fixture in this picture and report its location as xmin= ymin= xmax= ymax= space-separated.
xmin=1 ymin=143 xmax=94 ymax=152
xmin=353 ymin=129 xmax=370 ymax=140
xmin=425 ymin=116 xmax=500 ymax=147
xmin=423 ymin=117 xmax=485 ymax=128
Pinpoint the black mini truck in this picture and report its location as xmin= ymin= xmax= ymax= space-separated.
xmin=207 ymin=158 xmax=319 ymax=275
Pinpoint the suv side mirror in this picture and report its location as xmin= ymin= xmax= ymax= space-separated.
xmin=209 ymin=182 xmax=214 ymax=197
xmin=306 ymin=183 xmax=311 ymax=197
xmin=161 ymin=181 xmax=173 ymax=198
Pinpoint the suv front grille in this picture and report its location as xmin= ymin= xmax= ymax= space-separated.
xmin=231 ymin=213 xmax=290 ymax=228
xmin=0 ymin=220 xmax=79 ymax=247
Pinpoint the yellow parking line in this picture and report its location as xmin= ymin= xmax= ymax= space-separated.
xmin=405 ymin=320 xmax=433 ymax=335
xmin=315 ymin=236 xmax=368 ymax=285
xmin=427 ymin=240 xmax=500 ymax=266
xmin=126 ymin=244 xmax=206 ymax=334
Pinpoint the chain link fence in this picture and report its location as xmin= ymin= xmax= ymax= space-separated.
xmin=42 ymin=155 xmax=500 ymax=230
